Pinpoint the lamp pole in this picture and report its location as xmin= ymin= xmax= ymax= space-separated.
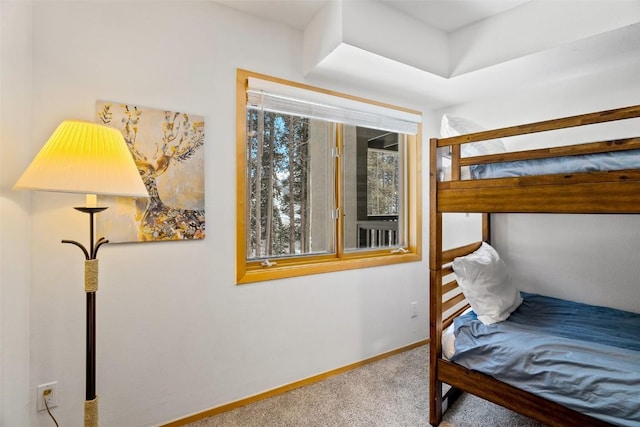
xmin=62 ymin=207 xmax=108 ymax=427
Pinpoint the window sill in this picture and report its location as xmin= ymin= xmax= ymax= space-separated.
xmin=237 ymin=250 xmax=422 ymax=284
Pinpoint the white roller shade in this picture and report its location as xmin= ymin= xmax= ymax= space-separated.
xmin=247 ymin=77 xmax=422 ymax=135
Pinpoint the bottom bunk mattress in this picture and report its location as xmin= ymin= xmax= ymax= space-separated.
xmin=449 ymin=292 xmax=640 ymax=426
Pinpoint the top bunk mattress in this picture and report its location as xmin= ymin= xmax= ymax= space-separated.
xmin=469 ymin=149 xmax=640 ymax=180
xmin=450 ymin=292 xmax=640 ymax=426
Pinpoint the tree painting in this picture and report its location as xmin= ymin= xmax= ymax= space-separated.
xmin=96 ymin=101 xmax=205 ymax=242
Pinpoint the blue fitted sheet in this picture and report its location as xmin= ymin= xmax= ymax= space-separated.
xmin=470 ymin=149 xmax=640 ymax=179
xmin=451 ymin=293 xmax=640 ymax=426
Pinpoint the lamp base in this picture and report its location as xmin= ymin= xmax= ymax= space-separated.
xmin=85 ymin=396 xmax=98 ymax=427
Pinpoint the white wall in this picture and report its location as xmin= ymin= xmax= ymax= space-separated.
xmin=4 ymin=2 xmax=432 ymax=426
xmin=1 ymin=1 xmax=33 ymax=426
xmin=437 ymin=63 xmax=640 ymax=314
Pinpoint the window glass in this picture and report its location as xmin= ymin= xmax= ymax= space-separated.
xmin=342 ymin=126 xmax=404 ymax=251
xmin=246 ymin=109 xmax=334 ymax=260
xmin=367 ymin=149 xmax=399 ymax=217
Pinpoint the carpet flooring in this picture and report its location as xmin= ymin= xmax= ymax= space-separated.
xmin=185 ymin=345 xmax=547 ymax=427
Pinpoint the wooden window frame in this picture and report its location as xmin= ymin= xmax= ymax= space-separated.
xmin=236 ymin=69 xmax=422 ymax=284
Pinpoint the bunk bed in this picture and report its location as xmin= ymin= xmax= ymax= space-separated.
xmin=429 ymin=105 xmax=640 ymax=427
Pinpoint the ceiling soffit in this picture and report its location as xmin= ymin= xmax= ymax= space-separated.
xmin=305 ymin=1 xmax=640 ymax=79
xmin=302 ymin=1 xmax=640 ymax=108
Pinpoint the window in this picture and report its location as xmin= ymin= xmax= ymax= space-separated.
xmin=236 ymin=69 xmax=422 ymax=283
xmin=368 ymin=148 xmax=399 ymax=217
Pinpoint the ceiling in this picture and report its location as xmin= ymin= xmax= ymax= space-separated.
xmin=215 ymin=0 xmax=531 ymax=32
xmin=216 ymin=0 xmax=640 ymax=109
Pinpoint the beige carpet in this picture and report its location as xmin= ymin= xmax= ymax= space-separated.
xmin=185 ymin=345 xmax=546 ymax=427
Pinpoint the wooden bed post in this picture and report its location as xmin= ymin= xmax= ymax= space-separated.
xmin=483 ymin=213 xmax=490 ymax=243
xmin=429 ymin=137 xmax=443 ymax=426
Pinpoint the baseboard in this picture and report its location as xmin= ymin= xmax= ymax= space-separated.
xmin=161 ymin=339 xmax=429 ymax=426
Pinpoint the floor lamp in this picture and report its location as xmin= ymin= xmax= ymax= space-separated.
xmin=14 ymin=120 xmax=149 ymax=426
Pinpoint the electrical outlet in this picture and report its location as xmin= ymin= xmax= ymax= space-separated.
xmin=37 ymin=382 xmax=58 ymax=412
xmin=410 ymin=301 xmax=418 ymax=317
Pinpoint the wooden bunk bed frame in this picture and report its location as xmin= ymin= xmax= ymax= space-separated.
xmin=429 ymin=104 xmax=640 ymax=427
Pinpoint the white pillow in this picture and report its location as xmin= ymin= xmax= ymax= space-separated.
xmin=452 ymin=242 xmax=522 ymax=325
xmin=440 ymin=114 xmax=507 ymax=158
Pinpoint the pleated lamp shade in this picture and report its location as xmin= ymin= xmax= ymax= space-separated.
xmin=14 ymin=120 xmax=149 ymax=198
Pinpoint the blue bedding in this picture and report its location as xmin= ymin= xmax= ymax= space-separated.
xmin=451 ymin=293 xmax=640 ymax=426
xmin=470 ymin=149 xmax=640 ymax=179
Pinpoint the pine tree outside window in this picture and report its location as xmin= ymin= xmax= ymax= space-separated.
xmin=236 ymin=69 xmax=422 ymax=283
